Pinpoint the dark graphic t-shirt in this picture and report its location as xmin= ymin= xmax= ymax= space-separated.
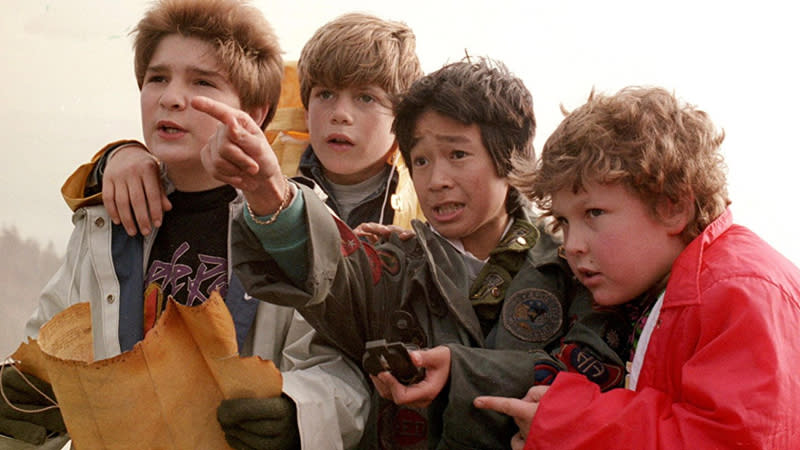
xmin=143 ymin=185 xmax=236 ymax=332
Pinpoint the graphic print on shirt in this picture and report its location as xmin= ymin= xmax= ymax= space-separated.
xmin=142 ymin=241 xmax=229 ymax=332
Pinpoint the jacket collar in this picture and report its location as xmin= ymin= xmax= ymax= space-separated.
xmin=409 ymin=207 xmax=556 ymax=344
xmin=298 ymin=145 xmax=397 ymax=225
xmin=664 ymin=208 xmax=733 ymax=307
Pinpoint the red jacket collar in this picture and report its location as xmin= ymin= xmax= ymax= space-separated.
xmin=664 ymin=209 xmax=733 ymax=307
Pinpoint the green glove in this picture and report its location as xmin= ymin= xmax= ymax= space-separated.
xmin=217 ymin=394 xmax=300 ymax=450
xmin=0 ymin=366 xmax=66 ymax=445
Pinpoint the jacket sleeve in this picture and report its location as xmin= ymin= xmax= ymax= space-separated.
xmin=61 ymin=139 xmax=145 ymax=211
xmin=524 ymin=374 xmax=696 ymax=450
xmin=25 ymin=210 xmax=92 ymax=337
xmin=440 ymin=344 xmax=559 ymax=450
xmin=549 ymin=284 xmax=629 ymax=391
xmin=232 ymin=183 xmax=400 ymax=365
xmin=278 ymin=311 xmax=370 ymax=450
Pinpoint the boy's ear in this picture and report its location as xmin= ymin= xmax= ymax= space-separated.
xmin=248 ymin=105 xmax=270 ymax=128
xmin=658 ymin=195 xmax=694 ymax=236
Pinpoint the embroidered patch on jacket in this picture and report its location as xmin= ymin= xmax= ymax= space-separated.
xmin=334 ymin=216 xmax=381 ymax=283
xmin=363 ymin=244 xmax=382 ymax=285
xmin=556 ymin=343 xmax=625 ymax=391
xmin=378 ymin=249 xmax=401 ymax=276
xmin=334 ymin=217 xmax=361 ymax=256
xmin=379 ymin=404 xmax=427 ymax=449
xmin=503 ymin=288 xmax=563 ymax=343
xmin=533 ymin=360 xmax=561 ymax=385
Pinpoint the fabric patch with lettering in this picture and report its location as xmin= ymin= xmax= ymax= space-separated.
xmin=556 ymin=343 xmax=625 ymax=391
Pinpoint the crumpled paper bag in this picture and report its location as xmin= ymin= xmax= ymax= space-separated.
xmin=10 ymin=292 xmax=281 ymax=449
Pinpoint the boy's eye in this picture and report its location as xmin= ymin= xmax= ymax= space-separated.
xmin=145 ymin=75 xmax=167 ymax=84
xmin=412 ymin=157 xmax=428 ymax=168
xmin=358 ymin=94 xmax=375 ymax=103
xmin=195 ymin=79 xmax=215 ymax=88
xmin=451 ymin=150 xmax=467 ymax=159
xmin=318 ymin=90 xmax=334 ymax=99
xmin=587 ymin=208 xmax=604 ymax=218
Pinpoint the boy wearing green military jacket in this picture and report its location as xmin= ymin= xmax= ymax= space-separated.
xmin=198 ymin=58 xmax=630 ymax=449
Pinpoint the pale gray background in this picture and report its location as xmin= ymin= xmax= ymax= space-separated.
xmin=2 ymin=0 xmax=798 ymax=266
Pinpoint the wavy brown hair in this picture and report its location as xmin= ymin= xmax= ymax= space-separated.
xmin=514 ymin=86 xmax=729 ymax=242
xmin=297 ymin=12 xmax=422 ymax=109
xmin=132 ymin=0 xmax=283 ymax=129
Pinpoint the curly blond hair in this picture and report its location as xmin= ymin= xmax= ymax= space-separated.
xmin=514 ymin=86 xmax=729 ymax=242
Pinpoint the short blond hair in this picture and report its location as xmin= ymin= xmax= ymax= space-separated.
xmin=297 ymin=13 xmax=422 ymax=109
xmin=516 ymin=86 xmax=729 ymax=242
xmin=132 ymin=0 xmax=283 ymax=129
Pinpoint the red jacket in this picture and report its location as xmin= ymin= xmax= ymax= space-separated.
xmin=526 ymin=209 xmax=800 ymax=449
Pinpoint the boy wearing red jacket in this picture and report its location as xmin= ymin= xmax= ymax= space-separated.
xmin=476 ymin=86 xmax=800 ymax=449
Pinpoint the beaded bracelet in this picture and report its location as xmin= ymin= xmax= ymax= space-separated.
xmin=246 ymin=177 xmax=292 ymax=226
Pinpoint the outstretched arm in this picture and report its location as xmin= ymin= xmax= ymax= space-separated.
xmin=192 ymin=95 xmax=288 ymax=215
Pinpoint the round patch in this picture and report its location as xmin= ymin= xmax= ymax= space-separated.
xmin=503 ymin=288 xmax=563 ymax=343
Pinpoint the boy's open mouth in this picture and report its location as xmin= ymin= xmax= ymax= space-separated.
xmin=157 ymin=121 xmax=186 ymax=134
xmin=326 ymin=133 xmax=353 ymax=146
xmin=433 ymin=203 xmax=463 ymax=215
xmin=328 ymin=137 xmax=352 ymax=144
xmin=160 ymin=126 xmax=183 ymax=134
xmin=431 ymin=203 xmax=465 ymax=221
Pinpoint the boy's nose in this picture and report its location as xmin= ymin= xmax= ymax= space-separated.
xmin=159 ymin=85 xmax=187 ymax=111
xmin=330 ymin=98 xmax=353 ymax=124
xmin=427 ymin=162 xmax=454 ymax=190
xmin=562 ymin=228 xmax=587 ymax=256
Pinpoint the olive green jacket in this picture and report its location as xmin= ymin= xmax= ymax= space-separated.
xmin=233 ymin=184 xmax=628 ymax=450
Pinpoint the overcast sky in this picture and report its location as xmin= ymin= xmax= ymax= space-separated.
xmin=2 ymin=0 xmax=798 ymax=266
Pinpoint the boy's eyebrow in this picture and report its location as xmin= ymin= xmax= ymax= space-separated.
xmin=409 ymin=132 xmax=473 ymax=151
xmin=433 ymin=133 xmax=472 ymax=144
xmin=412 ymin=130 xmax=473 ymax=142
xmin=146 ymin=64 xmax=228 ymax=80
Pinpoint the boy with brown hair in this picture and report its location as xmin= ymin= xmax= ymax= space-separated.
xmin=198 ymin=57 xmax=630 ymax=449
xmin=1 ymin=1 xmax=368 ymax=449
xmin=294 ymin=12 xmax=423 ymax=230
xmin=64 ymin=12 xmax=424 ymax=238
xmin=476 ymin=86 xmax=800 ymax=449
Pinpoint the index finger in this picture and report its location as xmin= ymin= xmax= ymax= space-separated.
xmin=191 ymin=96 xmax=261 ymax=135
xmin=473 ymin=395 xmax=533 ymax=420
